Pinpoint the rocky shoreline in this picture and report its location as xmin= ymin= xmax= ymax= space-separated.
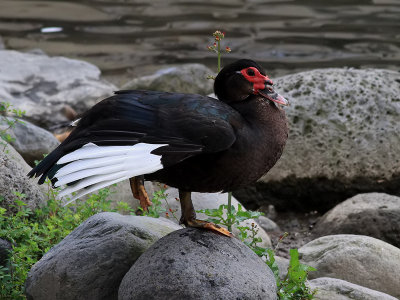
xmin=1 ymin=49 xmax=400 ymax=299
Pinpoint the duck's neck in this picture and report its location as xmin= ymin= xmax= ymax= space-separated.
xmin=230 ymin=96 xmax=288 ymax=156
xmin=231 ymin=97 xmax=286 ymax=129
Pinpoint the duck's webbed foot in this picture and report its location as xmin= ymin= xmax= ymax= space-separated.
xmin=184 ymin=218 xmax=233 ymax=237
xmin=129 ymin=176 xmax=151 ymax=212
xmin=179 ymin=190 xmax=233 ymax=237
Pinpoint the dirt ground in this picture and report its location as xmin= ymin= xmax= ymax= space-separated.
xmin=265 ymin=210 xmax=321 ymax=259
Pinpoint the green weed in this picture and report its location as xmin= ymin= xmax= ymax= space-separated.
xmin=0 ymin=101 xmax=25 ymax=152
xmin=197 ymin=203 xmax=262 ymax=230
xmin=0 ymin=184 xmax=131 ymax=298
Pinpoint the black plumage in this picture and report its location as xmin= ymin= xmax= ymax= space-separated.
xmin=28 ymin=59 xmax=288 ymax=235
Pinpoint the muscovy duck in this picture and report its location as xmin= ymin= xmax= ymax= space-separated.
xmin=28 ymin=59 xmax=289 ymax=236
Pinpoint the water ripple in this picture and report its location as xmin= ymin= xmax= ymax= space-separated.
xmin=0 ymin=0 xmax=398 ymax=85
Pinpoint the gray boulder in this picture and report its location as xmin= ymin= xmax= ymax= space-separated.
xmin=122 ymin=64 xmax=214 ymax=95
xmin=25 ymin=212 xmax=181 ymax=300
xmin=1 ymin=141 xmax=31 ymax=173
xmin=274 ymin=256 xmax=289 ymax=281
xmin=257 ymin=215 xmax=280 ymax=232
xmin=119 ymin=227 xmax=277 ymax=300
xmin=299 ymin=235 xmax=400 ymax=298
xmin=0 ymin=50 xmax=116 ymax=128
xmin=0 ymin=117 xmax=59 ymax=166
xmin=313 ymin=193 xmax=400 ymax=247
xmin=0 ymin=143 xmax=46 ymax=214
xmin=107 ymin=179 xmax=139 ymax=210
xmin=308 ymin=277 xmax=398 ymax=300
xmin=235 ymin=68 xmax=400 ymax=211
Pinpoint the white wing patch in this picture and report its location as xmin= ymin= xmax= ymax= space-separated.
xmin=70 ymin=118 xmax=81 ymax=127
xmin=55 ymin=142 xmax=166 ymax=204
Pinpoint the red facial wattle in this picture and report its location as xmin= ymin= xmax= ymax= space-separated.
xmin=240 ymin=67 xmax=273 ymax=93
xmin=240 ymin=67 xmax=289 ymax=106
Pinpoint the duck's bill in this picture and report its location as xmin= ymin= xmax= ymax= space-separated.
xmin=258 ymin=87 xmax=289 ymax=106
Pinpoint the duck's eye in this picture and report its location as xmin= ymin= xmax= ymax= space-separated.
xmin=246 ymin=69 xmax=255 ymax=76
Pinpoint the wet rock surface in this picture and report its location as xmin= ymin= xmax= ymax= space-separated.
xmin=236 ymin=68 xmax=400 ymax=212
xmin=25 ymin=212 xmax=181 ymax=300
xmin=119 ymin=227 xmax=277 ymax=300
xmin=299 ymin=235 xmax=400 ymax=298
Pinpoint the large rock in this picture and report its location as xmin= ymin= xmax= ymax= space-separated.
xmin=0 ymin=143 xmax=46 ymax=214
xmin=308 ymin=277 xmax=398 ymax=300
xmin=122 ymin=64 xmax=214 ymax=95
xmin=0 ymin=50 xmax=116 ymax=128
xmin=107 ymin=179 xmax=139 ymax=209
xmin=299 ymin=235 xmax=400 ymax=298
xmin=25 ymin=212 xmax=181 ymax=300
xmin=274 ymin=256 xmax=289 ymax=281
xmin=313 ymin=193 xmax=400 ymax=247
xmin=0 ymin=117 xmax=59 ymax=166
xmin=235 ymin=68 xmax=400 ymax=211
xmin=119 ymin=227 xmax=277 ymax=300
xmin=257 ymin=215 xmax=280 ymax=232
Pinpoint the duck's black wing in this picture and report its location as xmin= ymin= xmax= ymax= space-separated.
xmin=28 ymin=90 xmax=241 ymax=198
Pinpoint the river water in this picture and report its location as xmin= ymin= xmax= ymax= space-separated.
xmin=0 ymin=0 xmax=399 ymax=85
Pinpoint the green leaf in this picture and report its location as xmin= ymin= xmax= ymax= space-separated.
xmin=289 ymin=249 xmax=300 ymax=268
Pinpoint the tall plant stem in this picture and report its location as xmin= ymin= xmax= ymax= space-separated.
xmin=217 ymin=39 xmax=221 ymax=72
xmin=216 ymin=37 xmax=232 ymax=231
xmin=227 ymin=191 xmax=232 ymax=232
xmin=209 ymin=31 xmax=232 ymax=232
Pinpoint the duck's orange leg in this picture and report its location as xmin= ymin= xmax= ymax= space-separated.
xmin=179 ymin=190 xmax=233 ymax=237
xmin=129 ymin=176 xmax=152 ymax=211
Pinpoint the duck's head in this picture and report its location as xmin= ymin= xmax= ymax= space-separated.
xmin=214 ymin=59 xmax=289 ymax=106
